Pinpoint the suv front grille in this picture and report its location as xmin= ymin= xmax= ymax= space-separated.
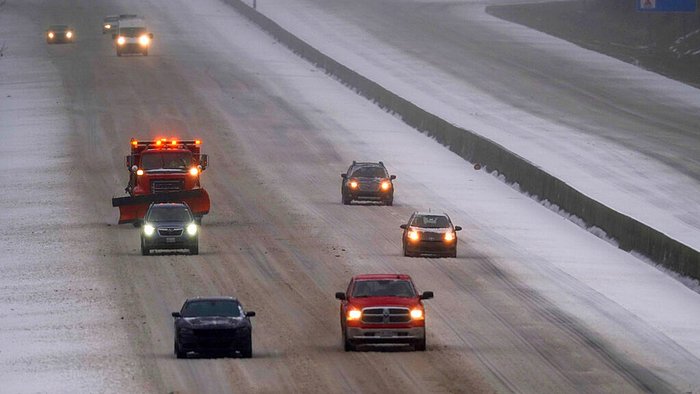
xmin=151 ymin=180 xmax=183 ymax=193
xmin=158 ymin=228 xmax=183 ymax=236
xmin=362 ymin=307 xmax=411 ymax=324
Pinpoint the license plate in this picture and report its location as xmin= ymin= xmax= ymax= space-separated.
xmin=166 ymin=237 xmax=176 ymax=243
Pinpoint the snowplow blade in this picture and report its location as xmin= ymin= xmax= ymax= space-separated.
xmin=112 ymin=189 xmax=211 ymax=224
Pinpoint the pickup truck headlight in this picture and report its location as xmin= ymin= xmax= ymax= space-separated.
xmin=410 ymin=308 xmax=424 ymax=320
xmin=139 ymin=35 xmax=150 ymax=46
xmin=347 ymin=309 xmax=362 ymax=321
xmin=186 ymin=223 xmax=197 ymax=236
xmin=143 ymin=224 xmax=155 ymax=236
xmin=66 ymin=31 xmax=73 ymax=38
xmin=117 ymin=36 xmax=125 ymax=45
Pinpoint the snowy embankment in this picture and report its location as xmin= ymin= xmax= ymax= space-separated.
xmin=223 ymin=0 xmax=699 ymax=280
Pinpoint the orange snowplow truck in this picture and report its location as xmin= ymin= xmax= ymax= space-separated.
xmin=112 ymin=138 xmax=210 ymax=224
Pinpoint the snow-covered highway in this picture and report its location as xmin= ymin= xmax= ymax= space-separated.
xmin=1 ymin=0 xmax=699 ymax=393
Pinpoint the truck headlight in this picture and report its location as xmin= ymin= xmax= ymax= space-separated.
xmin=410 ymin=308 xmax=424 ymax=320
xmin=188 ymin=167 xmax=199 ymax=176
xmin=381 ymin=181 xmax=391 ymax=191
xmin=186 ymin=223 xmax=197 ymax=236
xmin=139 ymin=35 xmax=150 ymax=46
xmin=104 ymin=24 xmax=111 ymax=29
xmin=347 ymin=309 xmax=361 ymax=321
xmin=144 ymin=224 xmax=155 ymax=236
xmin=117 ymin=36 xmax=125 ymax=45
xmin=48 ymin=32 xmax=54 ymax=38
xmin=66 ymin=31 xmax=73 ymax=38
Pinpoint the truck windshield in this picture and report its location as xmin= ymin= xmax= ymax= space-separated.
xmin=121 ymin=27 xmax=146 ymax=37
xmin=182 ymin=300 xmax=241 ymax=317
xmin=147 ymin=206 xmax=192 ymax=222
xmin=352 ymin=280 xmax=416 ymax=298
xmin=141 ymin=152 xmax=192 ymax=170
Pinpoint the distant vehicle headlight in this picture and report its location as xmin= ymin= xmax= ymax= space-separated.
xmin=117 ymin=36 xmax=125 ymax=45
xmin=139 ymin=35 xmax=149 ymax=46
xmin=407 ymin=229 xmax=420 ymax=241
xmin=381 ymin=181 xmax=391 ymax=191
xmin=48 ymin=32 xmax=54 ymax=38
xmin=188 ymin=167 xmax=199 ymax=176
xmin=143 ymin=224 xmax=155 ymax=236
xmin=104 ymin=24 xmax=111 ymax=29
xmin=136 ymin=169 xmax=144 ymax=176
xmin=66 ymin=31 xmax=73 ymax=38
xmin=186 ymin=223 xmax=197 ymax=236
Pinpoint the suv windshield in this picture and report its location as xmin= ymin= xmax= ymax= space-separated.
xmin=182 ymin=300 xmax=241 ymax=317
xmin=121 ymin=27 xmax=146 ymax=37
xmin=352 ymin=280 xmax=416 ymax=298
xmin=147 ymin=206 xmax=192 ymax=222
xmin=411 ymin=215 xmax=450 ymax=229
xmin=141 ymin=151 xmax=192 ymax=170
xmin=350 ymin=166 xmax=386 ymax=178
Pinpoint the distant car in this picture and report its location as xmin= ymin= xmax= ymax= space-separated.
xmin=46 ymin=25 xmax=74 ymax=44
xmin=341 ymin=161 xmax=396 ymax=205
xmin=400 ymin=212 xmax=462 ymax=257
xmin=335 ymin=274 xmax=433 ymax=351
xmin=114 ymin=18 xmax=153 ymax=56
xmin=102 ymin=15 xmax=119 ymax=34
xmin=172 ymin=297 xmax=255 ymax=358
xmin=141 ymin=202 xmax=199 ymax=255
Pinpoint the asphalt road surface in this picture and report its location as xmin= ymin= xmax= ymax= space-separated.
xmin=1 ymin=0 xmax=699 ymax=392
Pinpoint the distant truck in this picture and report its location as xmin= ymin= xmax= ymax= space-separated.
xmin=113 ymin=17 xmax=153 ymax=56
xmin=112 ymin=138 xmax=210 ymax=224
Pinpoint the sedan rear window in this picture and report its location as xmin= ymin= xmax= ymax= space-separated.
xmin=352 ymin=280 xmax=415 ymax=298
xmin=182 ymin=300 xmax=241 ymax=317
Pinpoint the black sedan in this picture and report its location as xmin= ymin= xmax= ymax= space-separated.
xmin=401 ymin=212 xmax=462 ymax=257
xmin=46 ymin=25 xmax=74 ymax=44
xmin=172 ymin=297 xmax=255 ymax=358
xmin=141 ymin=202 xmax=199 ymax=255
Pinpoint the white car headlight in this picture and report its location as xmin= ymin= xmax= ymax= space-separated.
xmin=144 ymin=224 xmax=155 ymax=236
xmin=186 ymin=223 xmax=197 ymax=236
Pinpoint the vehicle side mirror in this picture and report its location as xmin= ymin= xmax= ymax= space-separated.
xmin=112 ymin=33 xmax=117 ymax=39
xmin=335 ymin=292 xmax=346 ymax=300
xmin=199 ymin=154 xmax=208 ymax=170
xmin=149 ymin=33 xmax=154 ymax=39
xmin=245 ymin=311 xmax=256 ymax=317
xmin=390 ymin=175 xmax=396 ymax=180
xmin=420 ymin=291 xmax=434 ymax=300
xmin=133 ymin=219 xmax=143 ymax=228
xmin=131 ymin=165 xmax=138 ymax=172
xmin=171 ymin=312 xmax=181 ymax=318
xmin=341 ymin=173 xmax=347 ymax=178
xmin=454 ymin=226 xmax=462 ymax=231
xmin=400 ymin=224 xmax=408 ymax=230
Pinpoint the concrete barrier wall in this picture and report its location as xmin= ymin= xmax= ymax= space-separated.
xmin=225 ymin=0 xmax=700 ymax=280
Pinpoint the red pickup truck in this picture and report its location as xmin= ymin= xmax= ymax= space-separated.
xmin=335 ymin=274 xmax=434 ymax=351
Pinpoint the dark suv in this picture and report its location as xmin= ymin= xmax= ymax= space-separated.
xmin=141 ymin=202 xmax=199 ymax=255
xmin=400 ymin=212 xmax=462 ymax=257
xmin=172 ymin=297 xmax=255 ymax=358
xmin=341 ymin=161 xmax=396 ymax=205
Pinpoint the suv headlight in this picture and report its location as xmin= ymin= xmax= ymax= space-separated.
xmin=117 ymin=36 xmax=125 ymax=45
xmin=139 ymin=35 xmax=150 ymax=45
xmin=444 ymin=231 xmax=455 ymax=241
xmin=407 ymin=229 xmax=420 ymax=241
xmin=381 ymin=181 xmax=391 ymax=190
xmin=186 ymin=223 xmax=197 ymax=236
xmin=143 ymin=224 xmax=155 ymax=236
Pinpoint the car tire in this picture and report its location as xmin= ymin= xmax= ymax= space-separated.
xmin=403 ymin=244 xmax=413 ymax=257
xmin=241 ymin=336 xmax=253 ymax=358
xmin=449 ymin=249 xmax=457 ymax=258
xmin=190 ymin=242 xmax=199 ymax=255
xmin=141 ymin=238 xmax=149 ymax=256
xmin=342 ymin=192 xmax=351 ymax=205
xmin=342 ymin=328 xmax=355 ymax=351
xmin=385 ymin=198 xmax=393 ymax=206
xmin=415 ymin=336 xmax=426 ymax=351
xmin=116 ymin=49 xmax=122 ymax=57
xmin=175 ymin=340 xmax=186 ymax=359
xmin=142 ymin=49 xmax=148 ymax=56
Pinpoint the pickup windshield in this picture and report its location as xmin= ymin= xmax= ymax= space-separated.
xmin=352 ymin=280 xmax=416 ymax=298
xmin=182 ymin=300 xmax=241 ymax=317
xmin=141 ymin=151 xmax=192 ymax=170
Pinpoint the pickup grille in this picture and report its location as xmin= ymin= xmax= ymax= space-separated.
xmin=362 ymin=307 xmax=411 ymax=324
xmin=151 ymin=179 xmax=183 ymax=193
